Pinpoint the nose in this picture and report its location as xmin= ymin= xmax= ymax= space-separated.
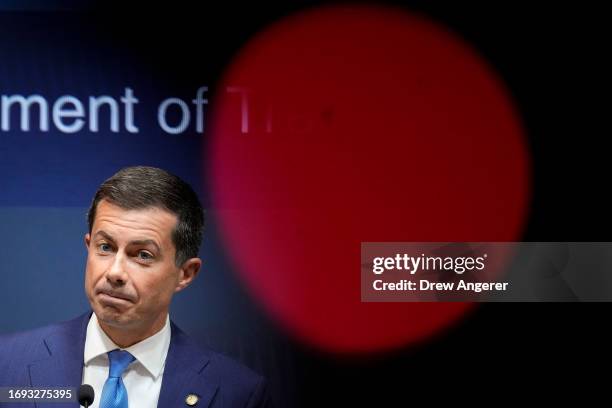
xmin=106 ymin=252 xmax=129 ymax=286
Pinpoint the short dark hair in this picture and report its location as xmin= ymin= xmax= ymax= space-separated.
xmin=87 ymin=166 xmax=205 ymax=266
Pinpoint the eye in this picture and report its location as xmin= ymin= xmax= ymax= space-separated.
xmin=137 ymin=251 xmax=154 ymax=261
xmin=98 ymin=243 xmax=112 ymax=252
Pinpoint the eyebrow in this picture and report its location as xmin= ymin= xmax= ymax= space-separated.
xmin=93 ymin=230 xmax=161 ymax=253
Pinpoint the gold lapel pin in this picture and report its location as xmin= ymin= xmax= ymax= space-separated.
xmin=185 ymin=394 xmax=199 ymax=406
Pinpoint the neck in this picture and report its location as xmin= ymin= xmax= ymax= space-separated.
xmin=97 ymin=314 xmax=167 ymax=348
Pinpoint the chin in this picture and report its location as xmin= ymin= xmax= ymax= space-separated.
xmin=95 ymin=306 xmax=133 ymax=327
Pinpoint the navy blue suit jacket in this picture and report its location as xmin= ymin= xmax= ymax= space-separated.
xmin=0 ymin=312 xmax=272 ymax=407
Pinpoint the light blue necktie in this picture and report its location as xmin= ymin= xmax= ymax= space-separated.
xmin=99 ymin=350 xmax=135 ymax=408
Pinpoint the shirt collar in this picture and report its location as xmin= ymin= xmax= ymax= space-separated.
xmin=83 ymin=313 xmax=171 ymax=379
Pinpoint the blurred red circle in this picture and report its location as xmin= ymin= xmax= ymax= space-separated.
xmin=208 ymin=5 xmax=530 ymax=354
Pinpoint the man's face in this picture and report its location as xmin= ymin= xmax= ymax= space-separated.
xmin=85 ymin=200 xmax=188 ymax=335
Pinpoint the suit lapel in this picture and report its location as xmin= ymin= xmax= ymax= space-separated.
xmin=26 ymin=313 xmax=219 ymax=408
xmin=28 ymin=312 xmax=90 ymax=408
xmin=157 ymin=323 xmax=219 ymax=408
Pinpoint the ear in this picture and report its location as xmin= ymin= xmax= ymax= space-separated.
xmin=85 ymin=233 xmax=91 ymax=249
xmin=175 ymin=258 xmax=202 ymax=292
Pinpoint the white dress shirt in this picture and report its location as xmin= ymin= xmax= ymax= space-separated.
xmin=82 ymin=313 xmax=171 ymax=408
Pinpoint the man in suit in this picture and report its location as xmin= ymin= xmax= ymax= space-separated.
xmin=0 ymin=166 xmax=271 ymax=408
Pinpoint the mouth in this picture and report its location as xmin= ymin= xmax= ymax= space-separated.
xmin=97 ymin=290 xmax=134 ymax=303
